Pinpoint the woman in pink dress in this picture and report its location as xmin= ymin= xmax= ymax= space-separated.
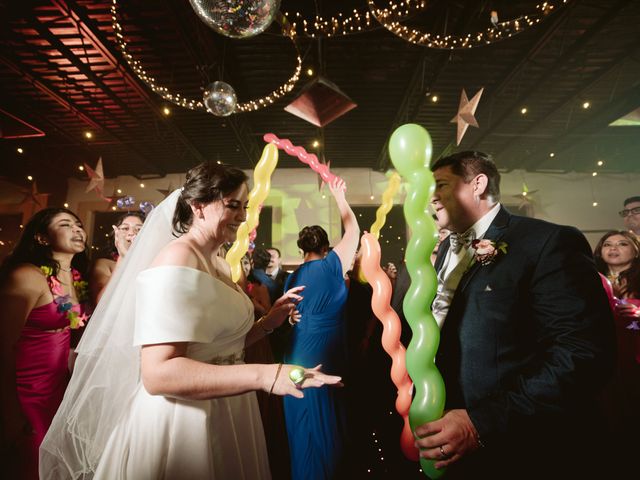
xmin=0 ymin=207 xmax=91 ymax=479
xmin=594 ymin=230 xmax=640 ymax=467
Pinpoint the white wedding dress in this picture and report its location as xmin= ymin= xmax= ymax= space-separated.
xmin=93 ymin=265 xmax=271 ymax=479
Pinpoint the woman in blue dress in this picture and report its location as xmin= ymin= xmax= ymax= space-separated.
xmin=283 ymin=178 xmax=360 ymax=480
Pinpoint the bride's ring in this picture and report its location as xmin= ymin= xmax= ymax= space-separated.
xmin=288 ymin=367 xmax=305 ymax=388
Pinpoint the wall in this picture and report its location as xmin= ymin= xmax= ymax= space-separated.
xmin=63 ymin=168 xmax=640 ymax=264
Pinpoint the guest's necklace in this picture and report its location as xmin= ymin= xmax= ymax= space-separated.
xmin=607 ymin=271 xmax=620 ymax=284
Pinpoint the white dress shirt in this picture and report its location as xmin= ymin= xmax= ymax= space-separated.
xmin=432 ymin=203 xmax=501 ymax=328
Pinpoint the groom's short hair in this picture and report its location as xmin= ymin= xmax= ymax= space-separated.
xmin=431 ymin=151 xmax=501 ymax=201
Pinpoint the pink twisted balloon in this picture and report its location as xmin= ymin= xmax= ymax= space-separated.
xmin=263 ymin=133 xmax=340 ymax=184
xmin=360 ymin=232 xmax=418 ymax=461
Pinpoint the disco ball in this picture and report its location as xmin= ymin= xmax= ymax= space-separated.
xmin=189 ymin=0 xmax=281 ymax=39
xmin=203 ymin=81 xmax=237 ymax=117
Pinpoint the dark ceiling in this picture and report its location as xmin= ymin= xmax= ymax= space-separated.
xmin=1 ymin=0 xmax=639 ymax=192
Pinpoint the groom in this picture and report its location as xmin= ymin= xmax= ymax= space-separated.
xmin=414 ymin=151 xmax=615 ymax=478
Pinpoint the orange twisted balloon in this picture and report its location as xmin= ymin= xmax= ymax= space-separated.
xmin=360 ymin=231 xmax=418 ymax=461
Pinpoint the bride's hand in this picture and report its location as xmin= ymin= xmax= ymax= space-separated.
xmin=266 ymin=364 xmax=343 ymax=398
xmin=263 ymin=286 xmax=304 ymax=329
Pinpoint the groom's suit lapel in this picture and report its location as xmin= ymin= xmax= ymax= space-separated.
xmin=457 ymin=206 xmax=511 ymax=294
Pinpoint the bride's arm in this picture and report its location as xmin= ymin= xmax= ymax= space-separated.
xmin=141 ymin=337 xmax=338 ymax=400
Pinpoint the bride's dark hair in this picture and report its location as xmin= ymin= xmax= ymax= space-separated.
xmin=172 ymin=162 xmax=248 ymax=235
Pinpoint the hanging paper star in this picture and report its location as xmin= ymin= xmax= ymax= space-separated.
xmin=317 ymin=156 xmax=331 ymax=192
xmin=156 ymin=183 xmax=174 ymax=199
xmin=105 ymin=188 xmax=126 ymax=208
xmin=450 ymin=88 xmax=484 ymax=145
xmin=513 ymin=182 xmax=539 ymax=208
xmin=85 ymin=157 xmax=105 ymax=197
xmin=19 ymin=181 xmax=50 ymax=209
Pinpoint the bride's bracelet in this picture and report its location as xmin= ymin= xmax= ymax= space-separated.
xmin=269 ymin=363 xmax=283 ymax=396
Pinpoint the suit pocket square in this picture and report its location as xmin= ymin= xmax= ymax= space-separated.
xmin=484 ymin=285 xmax=492 ymax=292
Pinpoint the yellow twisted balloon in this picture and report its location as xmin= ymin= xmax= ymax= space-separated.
xmin=358 ymin=172 xmax=402 ymax=283
xmin=226 ymin=143 xmax=279 ymax=282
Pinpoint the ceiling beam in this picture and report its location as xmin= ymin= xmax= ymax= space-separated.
xmin=468 ymin=0 xmax=632 ymax=151
xmin=374 ymin=0 xmax=484 ymax=171
xmin=51 ymin=0 xmax=207 ymax=168
xmin=519 ymin=81 xmax=640 ymax=170
xmin=0 ymin=51 xmax=167 ymax=175
xmin=496 ymin=38 xmax=640 ymax=166
xmin=163 ymin=0 xmax=261 ymax=166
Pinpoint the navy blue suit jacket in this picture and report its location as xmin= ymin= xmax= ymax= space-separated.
xmin=434 ymin=207 xmax=615 ymax=477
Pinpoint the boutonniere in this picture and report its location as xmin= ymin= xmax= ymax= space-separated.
xmin=471 ymin=239 xmax=508 ymax=266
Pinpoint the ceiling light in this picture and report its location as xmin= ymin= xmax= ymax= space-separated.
xmin=306 ymin=68 xmax=314 ymax=76
xmin=27 ymin=175 xmax=33 ymax=181
xmin=597 ymin=160 xmax=604 ymax=166
xmin=84 ymin=131 xmax=93 ymax=139
xmin=17 ymin=147 xmax=23 ymax=154
xmin=582 ymin=101 xmax=590 ymax=109
xmin=520 ymin=107 xmax=528 ymax=115
xmin=162 ymin=106 xmax=171 ymax=115
xmin=431 ymin=95 xmax=438 ymax=103
xmin=549 ymin=152 xmax=555 ymax=158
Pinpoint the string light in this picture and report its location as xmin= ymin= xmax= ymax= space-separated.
xmin=17 ymin=147 xmax=23 ymax=154
xmin=430 ymin=95 xmax=438 ymax=102
xmin=111 ymin=0 xmax=302 ymax=115
xmin=521 ymin=107 xmax=528 ymax=115
xmin=549 ymin=152 xmax=555 ymax=157
xmin=27 ymin=175 xmax=33 ymax=181
xmin=78 ymin=165 xmax=85 ymax=171
xmin=84 ymin=131 xmax=93 ymax=139
xmin=582 ymin=101 xmax=590 ymax=109
xmin=64 ymin=203 xmax=69 ymax=208
xmin=597 ymin=160 xmax=604 ymax=166
xmin=368 ymin=0 xmax=571 ymax=49
xmin=284 ymin=0 xmax=427 ymax=38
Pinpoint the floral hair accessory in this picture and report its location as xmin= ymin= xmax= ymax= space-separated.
xmin=40 ymin=265 xmax=90 ymax=329
xmin=471 ymin=239 xmax=508 ymax=266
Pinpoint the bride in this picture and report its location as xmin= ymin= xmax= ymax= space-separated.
xmin=40 ymin=162 xmax=341 ymax=479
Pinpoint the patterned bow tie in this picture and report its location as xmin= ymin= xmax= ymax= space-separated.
xmin=449 ymin=230 xmax=476 ymax=254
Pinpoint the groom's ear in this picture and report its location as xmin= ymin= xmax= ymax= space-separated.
xmin=472 ymin=174 xmax=489 ymax=197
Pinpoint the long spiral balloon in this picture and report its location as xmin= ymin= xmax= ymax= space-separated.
xmin=389 ymin=124 xmax=444 ymax=478
xmin=226 ymin=143 xmax=279 ymax=282
xmin=263 ymin=133 xmax=341 ymax=184
xmin=357 ymin=171 xmax=402 ymax=284
xmin=359 ymin=232 xmax=418 ymax=461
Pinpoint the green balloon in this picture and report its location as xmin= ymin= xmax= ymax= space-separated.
xmin=389 ymin=124 xmax=445 ymax=479
xmin=388 ymin=124 xmax=433 ymax=178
